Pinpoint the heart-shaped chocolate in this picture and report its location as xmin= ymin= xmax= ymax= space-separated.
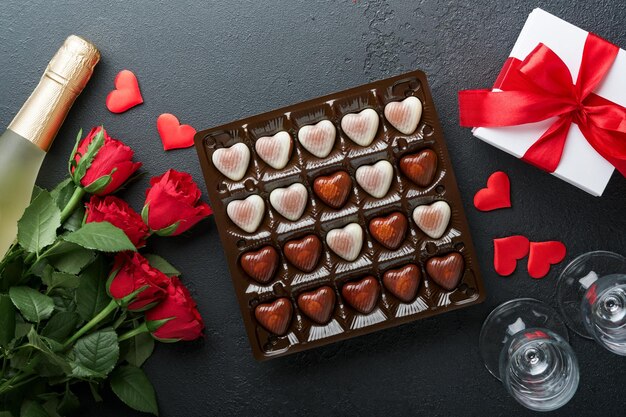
xmin=255 ymin=131 xmax=293 ymax=170
xmin=340 ymin=108 xmax=379 ymax=146
xmin=254 ymin=298 xmax=293 ymax=335
xmin=368 ymin=212 xmax=407 ymax=250
xmin=382 ymin=264 xmax=421 ymax=302
xmin=326 ymin=223 xmax=363 ymax=261
xmin=399 ymin=149 xmax=438 ymax=187
xmin=341 ymin=277 xmax=380 ymax=314
xmin=240 ymin=246 xmax=279 ymax=284
xmin=212 ymin=143 xmax=250 ymax=181
xmin=297 ymin=286 xmax=336 ymax=324
xmin=269 ymin=183 xmax=308 ymax=221
xmin=425 ymin=252 xmax=464 ymax=291
xmin=412 ymin=201 xmax=451 ymax=239
xmin=355 ymin=160 xmax=394 ymax=198
xmin=226 ymin=195 xmax=265 ymax=233
xmin=313 ymin=171 xmax=352 ymax=209
xmin=298 ymin=120 xmax=336 ymax=158
xmin=284 ymin=235 xmax=322 ymax=272
xmin=384 ymin=96 xmax=423 ymax=135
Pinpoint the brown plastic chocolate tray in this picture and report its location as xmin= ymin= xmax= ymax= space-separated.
xmin=195 ymin=70 xmax=485 ymax=360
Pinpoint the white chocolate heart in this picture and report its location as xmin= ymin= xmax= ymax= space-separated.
xmin=269 ymin=183 xmax=308 ymax=221
xmin=326 ymin=223 xmax=363 ymax=261
xmin=355 ymin=160 xmax=394 ymax=198
xmin=255 ymin=131 xmax=292 ymax=170
xmin=212 ymin=143 xmax=250 ymax=181
xmin=298 ymin=120 xmax=336 ymax=158
xmin=412 ymin=201 xmax=451 ymax=239
xmin=341 ymin=108 xmax=379 ymax=146
xmin=227 ymin=195 xmax=265 ymax=233
xmin=384 ymin=96 xmax=423 ymax=135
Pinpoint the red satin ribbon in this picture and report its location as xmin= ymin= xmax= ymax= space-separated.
xmin=459 ymin=33 xmax=626 ymax=177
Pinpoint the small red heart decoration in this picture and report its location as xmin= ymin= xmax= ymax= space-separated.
xmin=157 ymin=113 xmax=196 ymax=151
xmin=527 ymin=241 xmax=566 ymax=279
xmin=106 ymin=70 xmax=143 ymax=113
xmin=493 ymin=235 xmax=530 ymax=276
xmin=474 ymin=171 xmax=511 ymax=211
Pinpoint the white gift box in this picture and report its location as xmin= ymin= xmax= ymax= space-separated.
xmin=473 ymin=8 xmax=626 ymax=196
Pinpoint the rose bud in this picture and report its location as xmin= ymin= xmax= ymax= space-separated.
xmin=142 ymin=169 xmax=212 ymax=236
xmin=71 ymin=126 xmax=141 ymax=195
xmin=85 ymin=195 xmax=150 ymax=247
xmin=107 ymin=252 xmax=170 ymax=312
xmin=145 ymin=277 xmax=204 ymax=342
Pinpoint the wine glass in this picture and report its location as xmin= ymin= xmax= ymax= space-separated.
xmin=479 ymin=298 xmax=579 ymax=412
xmin=556 ymin=251 xmax=626 ymax=355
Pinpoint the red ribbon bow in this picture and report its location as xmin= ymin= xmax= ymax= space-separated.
xmin=459 ymin=33 xmax=626 ymax=177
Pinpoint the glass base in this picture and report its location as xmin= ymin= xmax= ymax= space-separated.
xmin=556 ymin=251 xmax=626 ymax=338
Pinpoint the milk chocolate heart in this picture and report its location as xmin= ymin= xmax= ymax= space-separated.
xmin=426 ymin=252 xmax=464 ymax=291
xmin=269 ymin=183 xmax=308 ymax=221
xmin=255 ymin=131 xmax=293 ymax=170
xmin=226 ymin=195 xmax=265 ymax=233
xmin=341 ymin=277 xmax=380 ymax=314
xmin=340 ymin=108 xmax=379 ymax=146
xmin=284 ymin=235 xmax=322 ymax=272
xmin=313 ymin=171 xmax=351 ymax=209
xmin=326 ymin=223 xmax=363 ymax=261
xmin=212 ymin=143 xmax=250 ymax=181
xmin=240 ymin=246 xmax=279 ymax=284
xmin=382 ymin=264 xmax=421 ymax=302
xmin=399 ymin=149 xmax=438 ymax=187
xmin=384 ymin=96 xmax=423 ymax=135
xmin=254 ymin=298 xmax=293 ymax=335
xmin=297 ymin=286 xmax=336 ymax=324
xmin=412 ymin=201 xmax=451 ymax=239
xmin=368 ymin=212 xmax=407 ymax=250
xmin=298 ymin=120 xmax=336 ymax=158
xmin=355 ymin=160 xmax=394 ymax=198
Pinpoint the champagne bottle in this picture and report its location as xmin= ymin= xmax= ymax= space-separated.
xmin=0 ymin=35 xmax=100 ymax=259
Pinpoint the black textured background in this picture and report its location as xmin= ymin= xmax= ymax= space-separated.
xmin=2 ymin=1 xmax=626 ymax=416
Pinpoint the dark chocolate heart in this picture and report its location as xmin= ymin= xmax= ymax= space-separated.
xmin=382 ymin=264 xmax=421 ymax=302
xmin=313 ymin=171 xmax=352 ymax=209
xmin=425 ymin=252 xmax=464 ymax=291
xmin=399 ymin=149 xmax=437 ymax=187
xmin=297 ymin=286 xmax=336 ymax=325
xmin=368 ymin=212 xmax=408 ymax=250
xmin=254 ymin=298 xmax=293 ymax=335
xmin=240 ymin=246 xmax=279 ymax=284
xmin=341 ymin=276 xmax=380 ymax=314
xmin=283 ymin=235 xmax=322 ymax=272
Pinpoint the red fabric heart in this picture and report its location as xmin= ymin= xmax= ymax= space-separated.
xmin=106 ymin=70 xmax=143 ymax=113
xmin=157 ymin=113 xmax=196 ymax=151
xmin=474 ymin=171 xmax=511 ymax=211
xmin=493 ymin=235 xmax=530 ymax=276
xmin=527 ymin=241 xmax=567 ymax=279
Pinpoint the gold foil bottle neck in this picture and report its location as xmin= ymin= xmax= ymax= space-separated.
xmin=8 ymin=35 xmax=100 ymax=152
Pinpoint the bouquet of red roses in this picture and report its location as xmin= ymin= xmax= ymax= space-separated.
xmin=0 ymin=127 xmax=212 ymax=416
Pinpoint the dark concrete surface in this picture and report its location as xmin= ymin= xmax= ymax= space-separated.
xmin=1 ymin=1 xmax=625 ymax=416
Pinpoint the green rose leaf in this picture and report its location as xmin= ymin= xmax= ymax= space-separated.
xmin=43 ymin=271 xmax=80 ymax=292
xmin=17 ymin=190 xmax=61 ymax=254
xmin=110 ymin=365 xmax=158 ymax=415
xmin=0 ymin=293 xmax=16 ymax=348
xmin=62 ymin=204 xmax=85 ymax=232
xmin=75 ymin=257 xmax=110 ymax=321
xmin=144 ymin=254 xmax=180 ymax=277
xmin=9 ymin=286 xmax=55 ymax=323
xmin=70 ymin=328 xmax=119 ymax=379
xmin=64 ymin=222 xmax=136 ymax=253
xmin=123 ymin=331 xmax=155 ymax=367
xmin=20 ymin=401 xmax=48 ymax=417
xmin=50 ymin=177 xmax=76 ymax=210
xmin=42 ymin=311 xmax=80 ymax=342
xmin=71 ymin=127 xmax=105 ymax=185
xmin=43 ymin=241 xmax=95 ymax=274
xmin=26 ymin=327 xmax=72 ymax=376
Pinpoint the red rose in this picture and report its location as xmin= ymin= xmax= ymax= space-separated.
xmin=107 ymin=252 xmax=170 ymax=311
xmin=142 ymin=169 xmax=212 ymax=236
xmin=85 ymin=195 xmax=150 ymax=247
xmin=145 ymin=277 xmax=204 ymax=342
xmin=71 ymin=127 xmax=141 ymax=195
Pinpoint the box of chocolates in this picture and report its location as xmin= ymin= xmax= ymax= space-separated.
xmin=195 ymin=70 xmax=485 ymax=360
